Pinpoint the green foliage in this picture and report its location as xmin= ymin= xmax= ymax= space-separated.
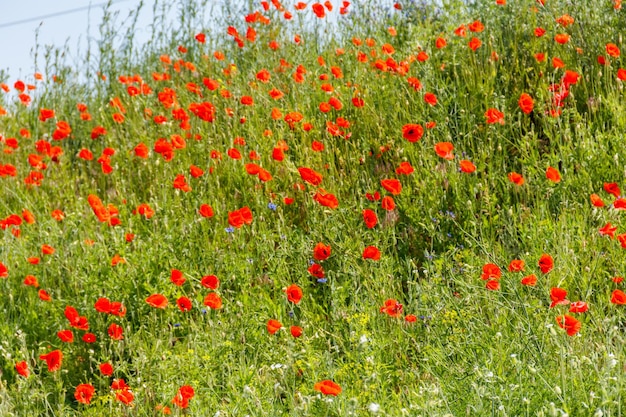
xmin=0 ymin=0 xmax=626 ymax=415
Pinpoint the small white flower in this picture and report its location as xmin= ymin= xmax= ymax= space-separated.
xmin=608 ymin=353 xmax=617 ymax=368
xmin=368 ymin=403 xmax=380 ymax=413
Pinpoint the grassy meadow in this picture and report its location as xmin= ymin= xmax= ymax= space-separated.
xmin=1 ymin=0 xmax=626 ymax=415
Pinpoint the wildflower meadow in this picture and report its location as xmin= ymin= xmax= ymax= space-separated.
xmin=1 ymin=0 xmax=626 ymax=415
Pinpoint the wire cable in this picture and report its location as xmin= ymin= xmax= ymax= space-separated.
xmin=0 ymin=0 xmax=133 ymax=29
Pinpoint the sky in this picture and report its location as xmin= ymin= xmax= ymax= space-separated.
xmin=0 ymin=0 xmax=160 ymax=83
xmin=0 ymin=0 xmax=397 ymax=84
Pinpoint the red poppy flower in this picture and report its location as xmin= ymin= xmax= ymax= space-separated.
xmin=172 ymin=385 xmax=195 ymax=408
xmin=82 ymin=333 xmax=96 ymax=343
xmin=550 ymin=287 xmax=569 ymax=308
xmin=485 ymin=108 xmax=504 ymax=124
xmin=314 ymin=380 xmax=342 ymax=396
xmin=99 ymin=362 xmax=113 ymax=376
xmin=308 ymin=263 xmax=325 ymax=278
xmin=352 ymin=97 xmax=364 ymax=107
xmin=170 ymin=269 xmax=185 ymax=286
xmin=15 ymin=361 xmax=29 ymax=378
xmin=314 ymin=191 xmax=338 ymax=208
xmin=204 ymin=293 xmax=223 ymax=309
xmin=285 ymin=284 xmax=303 ymax=304
xmin=290 ymin=325 xmax=303 ymax=338
xmin=298 ymin=167 xmax=323 ymax=186
xmin=538 ymin=254 xmax=554 ymax=274
xmin=365 ymin=191 xmax=381 ymax=202
xmin=468 ymin=37 xmax=482 ymax=51
xmin=508 ymin=260 xmax=524 ymax=272
xmin=615 ymin=198 xmax=626 ymax=209
xmin=604 ymin=182 xmax=621 ymax=198
xmin=485 ymin=280 xmax=500 ymax=290
xmin=508 ymin=172 xmax=524 ymax=186
xmin=481 ymin=263 xmax=501 ymax=280
xmin=551 ymin=57 xmax=565 ymax=69
xmin=65 ymin=306 xmax=89 ymax=330
xmin=108 ymin=323 xmax=124 ymax=340
xmin=22 ymin=209 xmax=35 ymax=224
xmin=518 ymin=93 xmax=534 ymax=114
xmin=197 ymin=276 xmax=218 ymax=291
xmin=362 ymin=209 xmax=378 ymax=229
xmin=460 ymin=160 xmax=476 ymax=173
xmin=604 ymin=43 xmax=618 ymax=57
xmin=189 ymin=165 xmax=204 ymax=178
xmin=362 ymin=246 xmax=381 ymax=260
xmin=196 ymin=204 xmax=214 ymax=218
xmin=39 ymin=350 xmax=63 ymax=372
xmin=395 ymin=161 xmax=414 ymax=176
xmin=75 ymin=384 xmax=95 ymax=405
xmin=146 ymin=294 xmax=168 ymax=309
xmin=468 ymin=20 xmax=484 ymax=32
xmin=38 ymin=289 xmax=51 ymax=301
xmin=554 ymin=34 xmax=570 ymax=44
xmin=434 ymin=142 xmax=454 ymax=160
xmin=312 ymin=3 xmax=325 ymax=18
xmin=240 ymin=96 xmax=254 ymax=106
xmin=569 ymin=301 xmax=588 ymax=313
xmin=39 ymin=108 xmax=55 ymax=122
xmin=267 ymin=319 xmax=282 ymax=334
xmin=424 ymin=92 xmax=437 ymax=106
xmin=562 ymin=70 xmax=580 ymax=88
xmin=379 ymin=195 xmax=395 ymax=211
xmin=313 ymin=243 xmax=332 ymax=261
xmin=380 ymin=179 xmax=402 ymax=195
xmin=611 ymin=289 xmax=626 ymax=305
xmin=599 ymin=223 xmax=617 ymax=238
xmin=115 ymin=389 xmax=134 ymax=405
xmin=52 ymin=121 xmax=72 ymax=140
xmin=590 ymin=194 xmax=605 ymax=207
xmin=521 ymin=274 xmax=537 ymax=286
xmin=23 ymin=275 xmax=38 ymax=287
xmin=407 ymin=77 xmax=422 ymax=91
xmin=380 ymin=299 xmax=403 ymax=317
xmin=556 ymin=315 xmax=580 ymax=336
xmin=175 ymin=296 xmax=192 ymax=312
xmin=402 ymin=314 xmax=416 ymax=323
xmin=311 ymin=141 xmax=325 ymax=152
xmin=402 ymin=124 xmax=424 ymax=142
xmin=228 ymin=207 xmax=253 ymax=228
xmin=173 ymin=174 xmax=191 ymax=192
xmin=546 ymin=167 xmax=561 ymax=183
xmin=555 ymin=14 xmax=574 ymax=26
xmin=88 ymin=126 xmax=107 ymax=142
xmin=41 ymin=245 xmax=55 ymax=255
xmin=57 ymin=329 xmax=74 ymax=343
xmin=328 ymin=97 xmax=342 ymax=110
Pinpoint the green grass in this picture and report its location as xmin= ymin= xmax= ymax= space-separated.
xmin=1 ymin=0 xmax=626 ymax=415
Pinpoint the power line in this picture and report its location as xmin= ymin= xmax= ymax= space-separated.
xmin=0 ymin=0 xmax=134 ymax=30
